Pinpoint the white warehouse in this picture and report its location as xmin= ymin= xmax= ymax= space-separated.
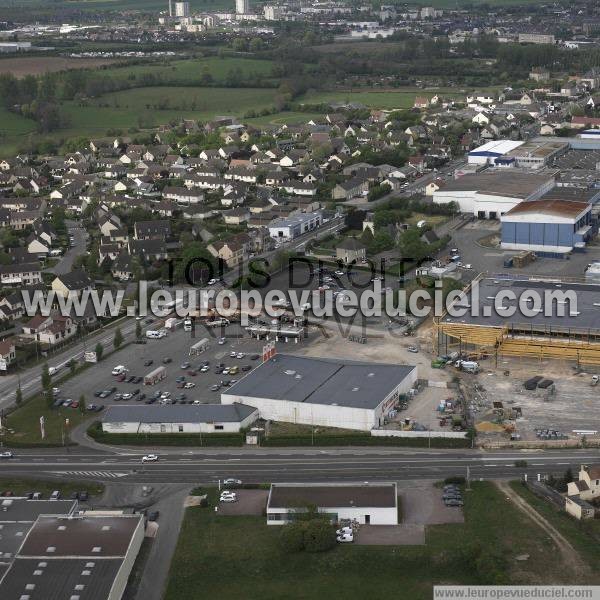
xmin=433 ymin=171 xmax=556 ymax=219
xmin=467 ymin=139 xmax=524 ymax=166
xmin=101 ymin=404 xmax=258 ymax=434
xmin=266 ymin=482 xmax=399 ymax=525
xmin=221 ymin=354 xmax=417 ymax=432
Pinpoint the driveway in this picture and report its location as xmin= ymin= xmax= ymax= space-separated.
xmin=217 ymin=489 xmax=268 ymax=516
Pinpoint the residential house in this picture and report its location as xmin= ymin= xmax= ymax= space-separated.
xmin=0 ymin=263 xmax=42 ymax=286
xmin=134 ymin=220 xmax=171 ymax=241
xmin=51 ymin=269 xmax=93 ymax=298
xmin=336 ymin=238 xmax=366 ymax=264
xmin=332 ymin=177 xmax=369 ymax=200
xmin=207 ymin=234 xmax=250 ymax=268
xmin=0 ymin=338 xmax=16 ymax=368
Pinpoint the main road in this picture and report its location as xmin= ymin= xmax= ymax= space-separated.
xmin=1 ymin=447 xmax=596 ymax=485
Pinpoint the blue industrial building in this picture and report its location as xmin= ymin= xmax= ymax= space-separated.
xmin=501 ymin=200 xmax=594 ymax=257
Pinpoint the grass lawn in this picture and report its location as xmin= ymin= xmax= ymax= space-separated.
xmin=406 ymin=213 xmax=449 ymax=228
xmin=0 ymin=476 xmax=104 ymax=498
xmin=300 ymin=85 xmax=503 ymax=109
xmin=267 ymin=422 xmax=359 ymax=437
xmin=164 ymin=481 xmax=591 ymax=600
xmin=0 ymin=107 xmax=37 ymax=156
xmin=1 ymin=393 xmax=92 ymax=447
xmin=509 ymin=481 xmax=600 ymax=574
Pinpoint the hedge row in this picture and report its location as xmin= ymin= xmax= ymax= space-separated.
xmin=261 ymin=435 xmax=471 ymax=448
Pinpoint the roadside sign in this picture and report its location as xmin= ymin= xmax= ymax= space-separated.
xmin=40 ymin=416 xmax=45 ymax=440
xmin=84 ymin=351 xmax=97 ymax=363
xmin=0 ymin=359 xmax=7 ymax=371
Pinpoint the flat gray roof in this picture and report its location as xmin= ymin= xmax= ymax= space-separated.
xmin=268 ymin=483 xmax=397 ymax=509
xmin=0 ymin=558 xmax=122 ymax=600
xmin=19 ymin=515 xmax=141 ymax=558
xmin=443 ymin=276 xmax=600 ymax=331
xmin=0 ymin=499 xmax=76 ymax=523
xmin=103 ymin=403 xmax=257 ymax=424
xmin=438 ymin=171 xmax=555 ymax=199
xmin=223 ymin=354 xmax=416 ymax=409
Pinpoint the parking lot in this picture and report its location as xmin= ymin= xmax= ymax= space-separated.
xmin=56 ymin=321 xmax=309 ymax=410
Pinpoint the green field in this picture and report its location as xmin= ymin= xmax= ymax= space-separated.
xmin=0 ymin=475 xmax=104 ymax=498
xmin=163 ymin=482 xmax=594 ymax=600
xmin=0 ymin=107 xmax=37 ymax=151
xmin=101 ymin=56 xmax=276 ymax=85
xmin=0 ymin=86 xmax=286 ymax=154
xmin=301 ymin=88 xmax=463 ymax=110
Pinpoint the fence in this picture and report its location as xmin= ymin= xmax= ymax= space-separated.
xmin=371 ymin=429 xmax=468 ymax=439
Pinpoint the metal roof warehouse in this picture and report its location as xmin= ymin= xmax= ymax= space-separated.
xmin=221 ymin=354 xmax=417 ymax=431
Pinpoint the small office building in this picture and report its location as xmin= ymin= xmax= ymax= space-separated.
xmin=102 ymin=404 xmax=258 ymax=434
xmin=266 ymin=482 xmax=398 ymax=525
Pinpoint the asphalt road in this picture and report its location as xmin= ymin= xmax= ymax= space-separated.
xmin=1 ymin=448 xmax=596 ymax=486
xmin=0 ymin=317 xmax=144 ymax=412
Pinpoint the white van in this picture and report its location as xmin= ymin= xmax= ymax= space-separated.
xmin=183 ymin=318 xmax=193 ymax=332
xmin=146 ymin=330 xmax=161 ymax=339
xmin=111 ymin=365 xmax=128 ymax=376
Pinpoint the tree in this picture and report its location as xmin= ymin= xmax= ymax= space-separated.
xmin=79 ymin=394 xmax=86 ymax=414
xmin=15 ymin=386 xmax=23 ymax=406
xmin=135 ymin=320 xmax=142 ymax=339
xmin=302 ymin=519 xmax=336 ymax=553
xmin=41 ymin=362 xmax=53 ymax=407
xmin=95 ymin=342 xmax=104 ymax=361
xmin=69 ymin=359 xmax=76 ymax=375
xmin=113 ymin=327 xmax=123 ymax=349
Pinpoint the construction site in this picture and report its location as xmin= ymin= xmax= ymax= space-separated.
xmin=433 ymin=273 xmax=600 ymax=367
xmin=430 ymin=273 xmax=600 ymax=445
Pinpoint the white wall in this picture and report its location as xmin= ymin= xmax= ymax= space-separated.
xmin=267 ymin=505 xmax=398 ymax=525
xmin=108 ymin=516 xmax=145 ymax=600
xmin=220 ymin=394 xmax=376 ymax=431
xmin=102 ymin=415 xmax=255 ymax=434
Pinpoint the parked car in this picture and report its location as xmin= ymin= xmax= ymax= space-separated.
xmin=336 ymin=533 xmax=354 ymax=543
xmin=142 ymin=454 xmax=159 ymax=463
xmin=336 ymin=526 xmax=353 ymax=536
xmin=223 ymin=478 xmax=242 ymax=486
xmin=407 ymin=346 xmax=419 ymax=353
xmin=445 ymin=499 xmax=464 ymax=507
xmin=180 ymin=362 xmax=191 ymax=370
xmin=163 ymin=357 xmax=172 ymax=364
xmin=50 ymin=490 xmax=61 ymax=500
xmin=144 ymin=359 xmax=153 ymax=367
xmin=184 ymin=382 xmax=196 ymax=389
xmin=147 ymin=511 xmax=160 ymax=522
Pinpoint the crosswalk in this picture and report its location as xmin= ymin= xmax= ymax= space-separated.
xmin=50 ymin=470 xmax=129 ymax=479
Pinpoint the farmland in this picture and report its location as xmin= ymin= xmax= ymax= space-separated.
xmin=100 ymin=56 xmax=277 ymax=85
xmin=0 ymin=56 xmax=123 ymax=78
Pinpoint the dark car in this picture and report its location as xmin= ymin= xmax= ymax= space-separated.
xmin=147 ymin=511 xmax=159 ymax=522
xmin=116 ymin=373 xmax=126 ymax=382
xmin=163 ymin=357 xmax=172 ymax=364
xmin=94 ymin=390 xmax=102 ymax=397
xmin=242 ymin=365 xmax=252 ymax=372
xmin=127 ymin=375 xmax=136 ymax=383
xmin=144 ymin=359 xmax=154 ymax=367
xmin=52 ymin=398 xmax=63 ymax=408
xmin=250 ymin=354 xmax=260 ymax=360
xmin=79 ymin=490 xmax=89 ymax=501
xmin=138 ymin=393 xmax=146 ymax=401
xmin=131 ymin=388 xmax=140 ymax=396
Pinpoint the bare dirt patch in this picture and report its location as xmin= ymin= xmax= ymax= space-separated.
xmin=0 ymin=57 xmax=122 ymax=78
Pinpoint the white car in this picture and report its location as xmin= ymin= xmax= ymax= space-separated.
xmin=335 ymin=270 xmax=345 ymax=276
xmin=230 ymin=351 xmax=237 ymax=358
xmin=0 ymin=451 xmax=13 ymax=459
xmin=160 ymin=392 xmax=171 ymax=400
xmin=207 ymin=278 xmax=217 ymax=286
xmin=121 ymin=393 xmax=133 ymax=400
xmin=142 ymin=454 xmax=158 ymax=463
xmin=200 ymin=365 xmax=210 ymax=373
xmin=218 ymin=337 xmax=226 ymax=345
xmin=336 ymin=533 xmax=354 ymax=543
xmin=184 ymin=382 xmax=196 ymax=389
xmin=336 ymin=526 xmax=353 ymax=536
xmin=111 ymin=365 xmax=127 ymax=376
xmin=236 ymin=353 xmax=245 ymax=359
xmin=223 ymin=478 xmax=242 ymax=486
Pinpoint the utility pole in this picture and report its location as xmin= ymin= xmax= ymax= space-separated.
xmin=466 ymin=465 xmax=471 ymax=491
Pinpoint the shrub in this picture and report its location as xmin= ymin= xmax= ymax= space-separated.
xmin=280 ymin=522 xmax=305 ymax=553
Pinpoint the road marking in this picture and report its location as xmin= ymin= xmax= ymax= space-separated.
xmin=50 ymin=470 xmax=129 ymax=478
